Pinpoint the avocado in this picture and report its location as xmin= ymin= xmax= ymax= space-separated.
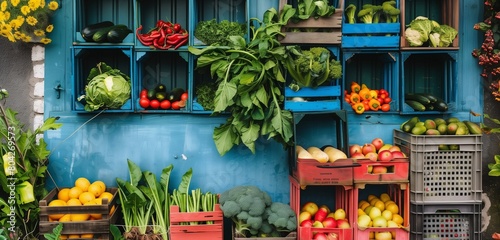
xmin=169 ymin=88 xmax=185 ymax=102
xmin=155 ymin=83 xmax=167 ymax=93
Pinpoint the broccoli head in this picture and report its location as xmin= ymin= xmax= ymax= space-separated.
xmin=344 ymin=4 xmax=357 ymax=24
xmin=265 ymin=202 xmax=297 ymax=232
xmin=357 ymin=8 xmax=374 ymax=23
xmin=219 ymin=186 xmax=272 ymax=237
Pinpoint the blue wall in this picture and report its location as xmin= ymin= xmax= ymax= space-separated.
xmin=44 ymin=0 xmax=483 ymax=204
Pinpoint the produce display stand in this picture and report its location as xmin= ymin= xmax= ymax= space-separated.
xmin=169 ymin=204 xmax=224 ymax=240
xmin=38 ymin=188 xmax=119 ymax=240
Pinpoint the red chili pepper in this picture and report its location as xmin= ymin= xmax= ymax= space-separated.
xmin=136 ymin=25 xmax=154 ymax=46
xmin=174 ymin=38 xmax=188 ymax=50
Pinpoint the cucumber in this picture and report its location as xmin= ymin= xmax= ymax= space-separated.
xmin=81 ymin=21 xmax=114 ymax=42
xmin=169 ymin=88 xmax=185 ymax=102
xmin=405 ymin=93 xmax=431 ymax=105
xmin=92 ymin=24 xmax=128 ymax=43
xmin=416 ymin=93 xmax=438 ymax=103
xmin=433 ymin=98 xmax=448 ymax=112
xmin=107 ymin=26 xmax=132 ymax=43
xmin=402 ymin=116 xmax=420 ymax=133
xmin=405 ymin=100 xmax=426 ymax=111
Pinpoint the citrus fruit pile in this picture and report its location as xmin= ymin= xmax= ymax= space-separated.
xmin=357 ymin=193 xmax=404 ymax=239
xmin=47 ymin=177 xmax=116 ymax=238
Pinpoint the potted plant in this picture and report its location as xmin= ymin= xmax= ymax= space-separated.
xmin=0 ymin=89 xmax=62 ymax=239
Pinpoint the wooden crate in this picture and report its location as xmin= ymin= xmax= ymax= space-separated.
xmin=233 ymin=228 xmax=297 ymax=240
xmin=169 ymin=204 xmax=224 ymax=240
xmin=353 ymin=158 xmax=409 ymax=183
xmin=278 ymin=0 xmax=343 ymax=44
xmin=39 ymin=188 xmax=119 ymax=240
xmin=400 ymin=0 xmax=459 ymax=50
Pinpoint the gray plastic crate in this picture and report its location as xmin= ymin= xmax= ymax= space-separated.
xmin=393 ymin=130 xmax=482 ymax=204
xmin=410 ymin=203 xmax=482 ymax=240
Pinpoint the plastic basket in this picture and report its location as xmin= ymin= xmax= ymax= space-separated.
xmin=289 ymin=176 xmax=354 ymax=240
xmin=410 ymin=203 xmax=482 ymax=240
xmin=353 ymin=183 xmax=410 ymax=240
xmin=393 ymin=130 xmax=482 ymax=204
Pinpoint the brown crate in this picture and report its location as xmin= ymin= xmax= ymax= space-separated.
xmin=400 ymin=0 xmax=459 ymax=50
xmin=278 ymin=0 xmax=343 ymax=44
xmin=38 ymin=188 xmax=119 ymax=240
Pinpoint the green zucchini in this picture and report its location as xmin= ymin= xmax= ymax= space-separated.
xmin=92 ymin=24 xmax=128 ymax=43
xmin=432 ymin=98 xmax=448 ymax=112
xmin=107 ymin=26 xmax=132 ymax=43
xmin=405 ymin=100 xmax=426 ymax=111
xmin=405 ymin=93 xmax=430 ymax=105
xmin=169 ymin=88 xmax=185 ymax=102
xmin=416 ymin=93 xmax=438 ymax=103
xmin=81 ymin=21 xmax=114 ymax=42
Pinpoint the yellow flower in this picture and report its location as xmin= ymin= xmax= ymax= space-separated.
xmin=40 ymin=37 xmax=50 ymax=44
xmin=26 ymin=15 xmax=36 ymax=25
xmin=28 ymin=0 xmax=41 ymax=10
xmin=21 ymin=33 xmax=31 ymax=42
xmin=34 ymin=29 xmax=44 ymax=36
xmin=10 ymin=0 xmax=20 ymax=7
xmin=40 ymin=0 xmax=45 ymax=8
xmin=3 ymin=11 xmax=10 ymax=21
xmin=1 ymin=1 xmax=7 ymax=11
xmin=47 ymin=1 xmax=57 ymax=11
xmin=9 ymin=19 xmax=22 ymax=29
xmin=45 ymin=24 xmax=52 ymax=32
xmin=0 ymin=22 xmax=12 ymax=33
xmin=13 ymin=30 xmax=21 ymax=39
xmin=20 ymin=5 xmax=30 ymax=15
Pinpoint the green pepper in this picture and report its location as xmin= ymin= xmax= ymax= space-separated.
xmin=17 ymin=181 xmax=35 ymax=204
xmin=3 ymin=153 xmax=17 ymax=176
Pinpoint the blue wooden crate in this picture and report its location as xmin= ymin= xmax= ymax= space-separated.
xmin=71 ymin=46 xmax=135 ymax=113
xmin=73 ymin=0 xmax=134 ymax=45
xmin=285 ymin=85 xmax=342 ymax=112
xmin=341 ymin=23 xmax=400 ymax=49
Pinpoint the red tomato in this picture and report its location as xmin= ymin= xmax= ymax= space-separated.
xmin=377 ymin=97 xmax=385 ymax=104
xmin=160 ymin=100 xmax=171 ymax=109
xmin=171 ymin=101 xmax=180 ymax=110
xmin=379 ymin=93 xmax=387 ymax=99
xmin=139 ymin=98 xmax=150 ymax=109
xmin=379 ymin=89 xmax=388 ymax=95
xmin=363 ymin=103 xmax=370 ymax=111
xmin=381 ymin=103 xmax=390 ymax=112
xmin=150 ymin=100 xmax=160 ymax=109
xmin=180 ymin=92 xmax=188 ymax=101
xmin=384 ymin=97 xmax=392 ymax=104
xmin=140 ymin=89 xmax=148 ymax=98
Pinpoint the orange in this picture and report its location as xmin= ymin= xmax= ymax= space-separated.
xmin=92 ymin=180 xmax=106 ymax=192
xmin=380 ymin=193 xmax=391 ymax=202
xmin=68 ymin=187 xmax=83 ymax=199
xmin=48 ymin=199 xmax=67 ymax=220
xmin=109 ymin=205 xmax=116 ymax=215
xmin=75 ymin=177 xmax=91 ymax=192
xmin=67 ymin=234 xmax=80 ymax=239
xmin=66 ymin=198 xmax=82 ymax=206
xmin=386 ymin=203 xmax=399 ymax=214
xmin=384 ymin=200 xmax=396 ymax=208
xmin=87 ymin=183 xmax=103 ymax=198
xmin=80 ymin=233 xmax=94 ymax=239
xmin=57 ymin=188 xmax=71 ymax=201
xmin=392 ymin=213 xmax=404 ymax=225
xmin=369 ymin=197 xmax=380 ymax=206
xmin=79 ymin=192 xmax=96 ymax=205
xmin=99 ymin=192 xmax=114 ymax=202
xmin=367 ymin=194 xmax=378 ymax=202
xmin=84 ymin=200 xmax=102 ymax=219
xmin=58 ymin=214 xmax=71 ymax=222
xmin=374 ymin=200 xmax=385 ymax=211
xmin=359 ymin=202 xmax=370 ymax=211
xmin=70 ymin=213 xmax=90 ymax=221
xmin=59 ymin=235 xmax=68 ymax=239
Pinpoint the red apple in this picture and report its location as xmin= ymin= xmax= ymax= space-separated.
xmin=313 ymin=232 xmax=327 ymax=240
xmin=388 ymin=145 xmax=401 ymax=152
xmin=362 ymin=143 xmax=376 ymax=155
xmin=322 ymin=217 xmax=338 ymax=228
xmin=300 ymin=219 xmax=313 ymax=227
xmin=349 ymin=144 xmax=363 ymax=156
xmin=314 ymin=207 xmax=329 ymax=222
xmin=364 ymin=152 xmax=378 ymax=161
xmin=299 ymin=211 xmax=312 ymax=224
xmin=336 ymin=219 xmax=351 ymax=228
xmin=371 ymin=138 xmax=384 ymax=151
xmin=372 ymin=166 xmax=388 ymax=174
xmin=319 ymin=205 xmax=331 ymax=214
xmin=378 ymin=150 xmax=393 ymax=162
xmin=391 ymin=151 xmax=406 ymax=159
xmin=350 ymin=152 xmax=365 ymax=159
xmin=301 ymin=202 xmax=319 ymax=216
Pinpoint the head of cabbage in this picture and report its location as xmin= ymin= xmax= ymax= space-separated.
xmin=81 ymin=71 xmax=131 ymax=111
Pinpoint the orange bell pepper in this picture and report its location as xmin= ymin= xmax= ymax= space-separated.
xmin=351 ymin=82 xmax=361 ymax=93
xmin=358 ymin=88 xmax=371 ymax=101
xmin=350 ymin=93 xmax=361 ymax=104
xmin=369 ymin=99 xmax=382 ymax=111
xmin=352 ymin=102 xmax=365 ymax=114
xmin=369 ymin=90 xmax=378 ymax=99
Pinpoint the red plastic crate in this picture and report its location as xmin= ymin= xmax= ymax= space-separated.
xmin=292 ymin=158 xmax=357 ymax=187
xmin=289 ymin=176 xmax=354 ymax=240
xmin=353 ymin=183 xmax=410 ymax=240
xmin=169 ymin=204 xmax=223 ymax=240
xmin=353 ymin=158 xmax=409 ymax=183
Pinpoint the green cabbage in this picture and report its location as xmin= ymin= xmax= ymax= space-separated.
xmin=408 ymin=18 xmax=433 ymax=44
xmin=438 ymin=24 xmax=458 ymax=47
xmin=81 ymin=70 xmax=131 ymax=111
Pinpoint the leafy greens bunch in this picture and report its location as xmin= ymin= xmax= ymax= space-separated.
xmin=285 ymin=46 xmax=342 ymax=90
xmin=78 ymin=62 xmax=131 ymax=112
xmin=404 ymin=16 xmax=458 ymax=47
xmin=292 ymin=0 xmax=336 ymax=21
xmin=194 ymin=19 xmax=247 ymax=46
xmin=188 ymin=7 xmax=297 ymax=156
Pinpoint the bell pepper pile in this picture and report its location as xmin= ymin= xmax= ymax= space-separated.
xmin=345 ymin=82 xmax=392 ymax=114
xmin=136 ymin=20 xmax=188 ymax=50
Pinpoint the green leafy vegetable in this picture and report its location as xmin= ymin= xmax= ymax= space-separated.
xmin=79 ymin=62 xmax=131 ymax=112
xmin=344 ymin=4 xmax=357 ymax=23
xmin=437 ymin=24 xmax=458 ymax=47
xmin=194 ymin=19 xmax=247 ymax=46
xmin=189 ymin=8 xmax=295 ymax=156
xmin=43 ymin=223 xmax=63 ymax=240
xmin=195 ymin=81 xmax=217 ymax=111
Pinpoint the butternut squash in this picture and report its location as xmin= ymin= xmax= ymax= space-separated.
xmin=307 ymin=146 xmax=329 ymax=163
xmin=323 ymin=146 xmax=347 ymax=163
xmin=296 ymin=145 xmax=313 ymax=159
